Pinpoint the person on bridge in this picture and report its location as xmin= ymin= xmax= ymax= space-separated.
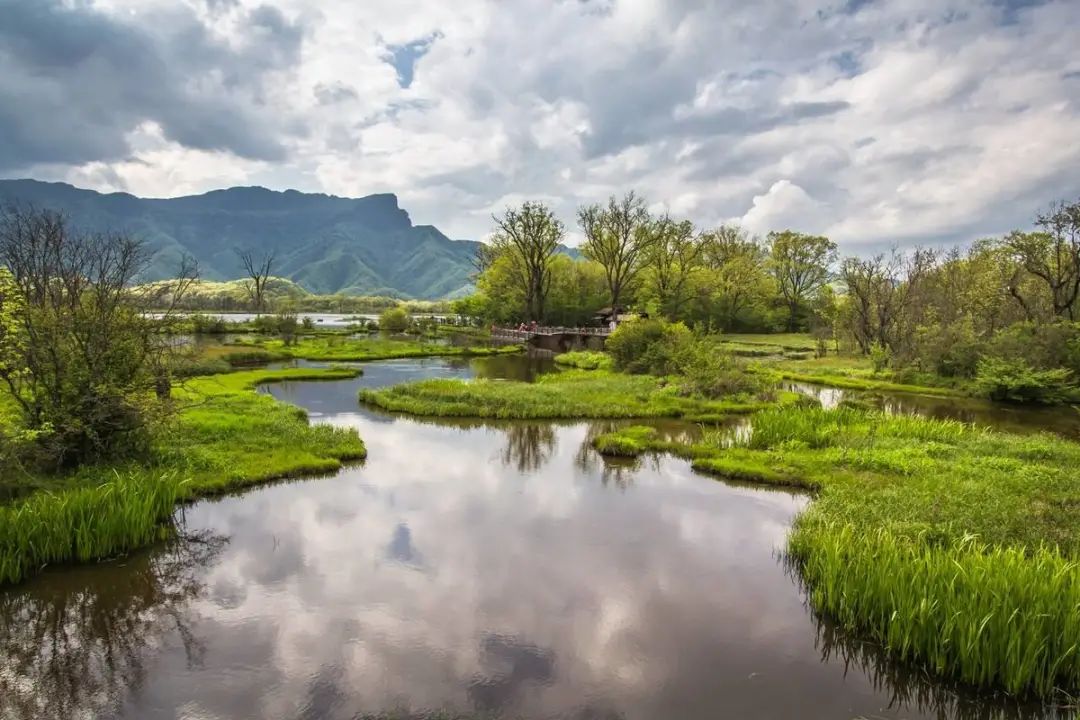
xmin=530 ymin=320 xmax=538 ymax=333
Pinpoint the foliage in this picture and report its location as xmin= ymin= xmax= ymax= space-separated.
xmin=0 ymin=206 xmax=197 ymax=468
xmin=604 ymin=318 xmax=692 ymax=375
xmin=578 ymin=191 xmax=654 ymax=309
xmin=484 ymin=201 xmax=563 ymax=321
xmin=767 ymin=230 xmax=838 ymax=331
xmin=974 ymin=357 xmax=1075 ymax=404
xmin=230 ymin=335 xmax=522 ymax=362
xmin=673 ymin=338 xmax=764 ymax=398
xmin=379 ymin=306 xmax=413 ymax=332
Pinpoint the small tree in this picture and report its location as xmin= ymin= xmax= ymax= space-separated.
xmin=0 ymin=206 xmax=190 ymax=466
xmin=237 ymin=248 xmax=275 ymax=314
xmin=578 ymin=192 xmax=654 ymax=311
xmin=379 ymin=306 xmax=412 ymax=332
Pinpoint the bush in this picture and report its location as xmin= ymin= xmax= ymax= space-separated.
xmin=974 ymin=357 xmax=1075 ymax=404
xmin=379 ymin=307 xmax=412 ymax=333
xmin=605 ymin=318 xmax=691 ymax=375
xmin=674 ymin=340 xmax=763 ymax=398
xmin=912 ymin=318 xmax=983 ymax=378
xmin=869 ymin=343 xmax=891 ymax=374
xmin=984 ymin=321 xmax=1080 ymax=375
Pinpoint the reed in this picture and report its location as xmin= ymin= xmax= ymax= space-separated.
xmin=0 ymin=471 xmax=183 ymax=585
xmin=552 ymin=350 xmax=613 ymax=370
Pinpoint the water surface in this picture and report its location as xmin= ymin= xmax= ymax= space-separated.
xmin=0 ymin=358 xmax=1066 ymax=720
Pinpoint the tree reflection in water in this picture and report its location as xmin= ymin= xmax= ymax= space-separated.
xmin=0 ymin=529 xmax=226 ymax=720
xmin=499 ymin=423 xmax=557 ymax=473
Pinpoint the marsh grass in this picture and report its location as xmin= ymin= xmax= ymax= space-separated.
xmin=0 ymin=367 xmax=366 ymax=585
xmin=553 ymin=350 xmax=613 ymax=370
xmin=359 ymin=370 xmax=798 ymax=420
xmin=591 ymin=405 xmax=1080 ymax=697
xmin=230 ymin=335 xmax=522 ymax=362
xmin=0 ymin=471 xmax=182 ymax=585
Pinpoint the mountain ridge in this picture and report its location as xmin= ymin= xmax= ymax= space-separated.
xmin=0 ymin=179 xmax=483 ymax=299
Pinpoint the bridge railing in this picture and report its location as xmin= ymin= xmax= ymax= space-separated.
xmin=491 ymin=325 xmax=612 ymax=339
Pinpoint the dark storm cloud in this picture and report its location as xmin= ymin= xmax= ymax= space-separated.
xmin=0 ymin=0 xmax=305 ymax=170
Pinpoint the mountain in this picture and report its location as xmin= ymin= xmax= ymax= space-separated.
xmin=0 ymin=180 xmax=483 ymax=299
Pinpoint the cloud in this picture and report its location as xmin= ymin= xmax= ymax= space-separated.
xmin=0 ymin=0 xmax=1078 ymax=251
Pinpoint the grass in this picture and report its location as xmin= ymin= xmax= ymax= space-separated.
xmin=758 ymin=354 xmax=970 ymax=398
xmin=553 ymin=350 xmax=613 ymax=370
xmin=592 ymin=406 xmax=1080 ymax=698
xmin=720 ymin=332 xmax=818 ymax=350
xmin=359 ymin=369 xmax=804 ymax=421
xmin=0 ymin=367 xmax=366 ymax=585
xmin=228 ymin=335 xmax=522 ymax=362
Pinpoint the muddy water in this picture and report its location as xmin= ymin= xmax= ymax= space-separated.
xmin=0 ymin=358 xmax=1064 ymax=720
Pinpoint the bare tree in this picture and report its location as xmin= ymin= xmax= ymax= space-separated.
xmin=1003 ymin=199 xmax=1080 ymax=320
xmin=577 ymin=191 xmax=653 ymax=311
xmin=0 ymin=205 xmax=187 ymax=465
xmin=237 ymin=248 xmax=275 ymax=314
xmin=489 ymin=202 xmax=564 ymax=321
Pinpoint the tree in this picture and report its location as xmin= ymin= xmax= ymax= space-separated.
xmin=767 ymin=230 xmax=837 ymax=331
xmin=0 ymin=206 xmax=189 ymax=466
xmin=1003 ymin=199 xmax=1080 ymax=320
xmin=578 ymin=192 xmax=653 ymax=311
xmin=237 ymin=248 xmax=275 ymax=314
xmin=641 ymin=216 xmax=702 ymax=320
xmin=699 ymin=225 xmax=771 ymax=331
xmin=379 ymin=306 xmax=412 ymax=332
xmin=489 ymin=202 xmax=564 ymax=322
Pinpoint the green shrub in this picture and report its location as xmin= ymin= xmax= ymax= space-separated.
xmin=912 ymin=318 xmax=983 ymax=378
xmin=379 ymin=307 xmax=412 ymax=332
xmin=605 ymin=318 xmax=691 ymax=375
xmin=869 ymin=343 xmax=891 ymax=374
xmin=974 ymin=357 xmax=1075 ymax=404
xmin=674 ymin=340 xmax=763 ymax=398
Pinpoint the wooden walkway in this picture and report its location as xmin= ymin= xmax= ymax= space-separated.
xmin=492 ymin=325 xmax=612 ymax=342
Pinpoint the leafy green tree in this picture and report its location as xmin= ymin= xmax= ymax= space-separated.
xmin=698 ymin=226 xmax=773 ymax=331
xmin=578 ymin=192 xmax=654 ymax=311
xmin=767 ymin=230 xmax=837 ymax=331
xmin=378 ymin=306 xmax=412 ymax=332
xmin=489 ymin=201 xmax=564 ymax=322
xmin=640 ymin=216 xmax=702 ymax=320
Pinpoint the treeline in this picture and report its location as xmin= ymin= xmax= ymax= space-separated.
xmin=141 ymin=277 xmax=454 ymax=315
xmin=456 ymin=193 xmax=838 ymax=330
xmin=459 ymin=193 xmax=1080 ymax=402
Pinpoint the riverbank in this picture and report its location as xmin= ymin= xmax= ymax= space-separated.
xmin=0 ymin=368 xmax=366 ymax=585
xmin=359 ymin=368 xmax=807 ymax=421
xmin=592 ymin=407 xmax=1080 ymax=698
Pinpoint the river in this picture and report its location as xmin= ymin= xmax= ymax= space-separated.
xmin=0 ymin=356 xmax=1068 ymax=720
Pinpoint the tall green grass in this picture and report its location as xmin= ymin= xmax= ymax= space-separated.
xmin=553 ymin=350 xmax=613 ymax=370
xmin=0 ymin=471 xmax=183 ymax=585
xmin=789 ymin=523 xmax=1080 ymax=696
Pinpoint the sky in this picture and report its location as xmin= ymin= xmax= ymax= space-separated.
xmin=1 ymin=0 xmax=1078 ymax=249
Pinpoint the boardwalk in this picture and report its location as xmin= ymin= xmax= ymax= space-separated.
xmin=492 ymin=325 xmax=611 ymax=351
xmin=492 ymin=325 xmax=612 ymax=341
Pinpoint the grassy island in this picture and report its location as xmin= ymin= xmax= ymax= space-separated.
xmin=359 ymin=369 xmax=805 ymax=421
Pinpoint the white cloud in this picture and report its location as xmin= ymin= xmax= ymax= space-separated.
xmin=2 ymin=0 xmax=1078 ymax=251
